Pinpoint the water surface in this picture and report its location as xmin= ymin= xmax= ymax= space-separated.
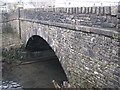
xmin=2 ymin=50 xmax=67 ymax=89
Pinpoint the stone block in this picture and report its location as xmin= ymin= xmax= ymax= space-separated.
xmin=99 ymin=16 xmax=106 ymax=22
xmin=61 ymin=8 xmax=64 ymax=13
xmin=111 ymin=6 xmax=118 ymax=16
xmin=118 ymin=5 xmax=120 ymax=12
xmin=104 ymin=6 xmax=111 ymax=15
xmin=99 ymin=7 xmax=104 ymax=15
xmin=79 ymin=7 xmax=82 ymax=13
xmin=96 ymin=7 xmax=100 ymax=15
xmin=82 ymin=7 xmax=86 ymax=14
xmin=117 ymin=13 xmax=120 ymax=19
xmin=92 ymin=7 xmax=96 ymax=14
xmin=77 ymin=7 xmax=80 ymax=14
xmin=106 ymin=15 xmax=112 ymax=23
xmin=89 ymin=7 xmax=92 ymax=14
xmin=72 ymin=8 xmax=76 ymax=14
xmin=63 ymin=8 xmax=66 ymax=13
xmin=55 ymin=8 xmax=58 ymax=13
xmin=69 ymin=8 xmax=72 ymax=14
xmin=53 ymin=8 xmax=55 ymax=12
xmin=101 ymin=22 xmax=116 ymax=28
xmin=86 ymin=7 xmax=89 ymax=14
xmin=117 ymin=19 xmax=120 ymax=24
xmin=59 ymin=8 xmax=62 ymax=13
xmin=66 ymin=8 xmax=69 ymax=14
xmin=75 ymin=7 xmax=79 ymax=14
xmin=64 ymin=8 xmax=67 ymax=13
xmin=117 ymin=24 xmax=120 ymax=30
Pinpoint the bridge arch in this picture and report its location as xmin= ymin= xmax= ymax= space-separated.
xmin=25 ymin=35 xmax=68 ymax=78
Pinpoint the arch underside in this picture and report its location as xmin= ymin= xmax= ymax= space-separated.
xmin=26 ymin=35 xmax=51 ymax=51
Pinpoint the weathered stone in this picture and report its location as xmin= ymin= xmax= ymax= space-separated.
xmin=118 ymin=13 xmax=120 ymax=19
xmin=101 ymin=22 xmax=116 ymax=28
xmin=69 ymin=8 xmax=72 ymax=14
xmin=79 ymin=7 xmax=82 ymax=14
xmin=111 ymin=6 xmax=118 ymax=16
xmin=106 ymin=15 xmax=112 ymax=23
xmin=82 ymin=7 xmax=86 ymax=14
xmin=77 ymin=7 xmax=80 ymax=14
xmin=99 ymin=7 xmax=104 ymax=15
xmin=104 ymin=6 xmax=111 ymax=15
xmin=86 ymin=7 xmax=89 ymax=14
xmin=118 ymin=3 xmax=120 ymax=12
xmin=72 ymin=8 xmax=76 ymax=14
xmin=99 ymin=16 xmax=106 ymax=22
xmin=89 ymin=7 xmax=92 ymax=14
xmin=96 ymin=7 xmax=100 ymax=15
xmin=92 ymin=7 xmax=96 ymax=14
xmin=75 ymin=7 xmax=78 ymax=14
xmin=118 ymin=19 xmax=120 ymax=24
xmin=111 ymin=17 xmax=118 ymax=25
xmin=117 ymin=24 xmax=120 ymax=30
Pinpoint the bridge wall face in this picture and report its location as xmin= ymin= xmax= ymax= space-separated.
xmin=20 ymin=19 xmax=120 ymax=88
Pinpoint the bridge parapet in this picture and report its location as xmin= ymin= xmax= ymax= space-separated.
xmin=1 ymin=5 xmax=119 ymax=31
xmin=19 ymin=5 xmax=119 ymax=30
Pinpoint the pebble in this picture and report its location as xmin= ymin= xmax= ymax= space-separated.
xmin=2 ymin=81 xmax=22 ymax=89
xmin=2 ymin=85 xmax=9 ymax=89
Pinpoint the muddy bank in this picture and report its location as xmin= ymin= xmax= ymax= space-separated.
xmin=3 ymin=56 xmax=67 ymax=88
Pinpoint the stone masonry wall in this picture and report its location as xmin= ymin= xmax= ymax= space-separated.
xmin=20 ymin=6 xmax=118 ymax=30
xmin=20 ymin=5 xmax=120 ymax=88
xmin=20 ymin=19 xmax=120 ymax=88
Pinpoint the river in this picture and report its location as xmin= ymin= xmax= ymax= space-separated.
xmin=2 ymin=50 xmax=67 ymax=89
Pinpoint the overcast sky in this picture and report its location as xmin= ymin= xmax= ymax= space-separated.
xmin=2 ymin=0 xmax=120 ymax=3
xmin=55 ymin=0 xmax=119 ymax=7
xmin=2 ymin=0 xmax=120 ymax=7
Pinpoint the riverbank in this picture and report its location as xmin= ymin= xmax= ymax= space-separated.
xmin=2 ymin=29 xmax=24 ymax=63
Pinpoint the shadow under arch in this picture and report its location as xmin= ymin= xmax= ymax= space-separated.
xmin=26 ymin=35 xmax=52 ymax=51
xmin=25 ymin=35 xmax=68 ymax=85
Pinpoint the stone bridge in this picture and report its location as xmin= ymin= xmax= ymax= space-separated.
xmin=1 ymin=5 xmax=120 ymax=88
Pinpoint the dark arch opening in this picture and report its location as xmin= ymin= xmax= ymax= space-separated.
xmin=25 ymin=35 xmax=68 ymax=86
xmin=26 ymin=35 xmax=51 ymax=51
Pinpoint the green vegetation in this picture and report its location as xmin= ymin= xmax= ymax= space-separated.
xmin=2 ymin=45 xmax=25 ymax=63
